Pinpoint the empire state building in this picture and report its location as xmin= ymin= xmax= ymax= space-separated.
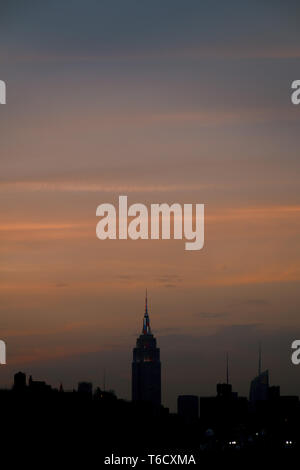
xmin=132 ymin=292 xmax=161 ymax=406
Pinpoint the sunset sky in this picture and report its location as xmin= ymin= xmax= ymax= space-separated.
xmin=1 ymin=0 xmax=300 ymax=410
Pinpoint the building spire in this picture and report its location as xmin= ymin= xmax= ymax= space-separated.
xmin=103 ymin=368 xmax=106 ymax=392
xmin=226 ymin=352 xmax=229 ymax=385
xmin=258 ymin=342 xmax=262 ymax=376
xmin=142 ymin=289 xmax=151 ymax=335
xmin=145 ymin=288 xmax=148 ymax=315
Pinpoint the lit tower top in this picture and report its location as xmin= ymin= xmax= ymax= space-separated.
xmin=132 ymin=290 xmax=161 ymax=406
xmin=143 ymin=289 xmax=151 ymax=335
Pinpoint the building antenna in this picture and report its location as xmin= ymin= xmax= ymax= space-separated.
xmin=145 ymin=288 xmax=148 ymax=314
xmin=258 ymin=342 xmax=262 ymax=376
xmin=226 ymin=352 xmax=229 ymax=385
xmin=103 ymin=368 xmax=106 ymax=392
xmin=142 ymin=288 xmax=151 ymax=335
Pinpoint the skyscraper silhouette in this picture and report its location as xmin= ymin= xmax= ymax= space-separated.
xmin=132 ymin=291 xmax=161 ymax=405
xmin=249 ymin=344 xmax=269 ymax=402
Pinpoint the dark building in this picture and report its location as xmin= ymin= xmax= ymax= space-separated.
xmin=132 ymin=292 xmax=161 ymax=406
xmin=178 ymin=395 xmax=199 ymax=422
xmin=200 ymin=381 xmax=248 ymax=428
xmin=268 ymin=385 xmax=280 ymax=401
xmin=217 ymin=383 xmax=232 ymax=399
xmin=78 ymin=382 xmax=93 ymax=395
xmin=28 ymin=375 xmax=52 ymax=392
xmin=249 ymin=345 xmax=269 ymax=403
xmin=13 ymin=371 xmax=26 ymax=391
xmin=249 ymin=370 xmax=269 ymax=403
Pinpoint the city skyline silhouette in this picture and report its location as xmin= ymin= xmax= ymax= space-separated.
xmin=1 ymin=293 xmax=298 ymax=407
xmin=1 ymin=300 xmax=299 ymax=457
xmin=0 ymin=292 xmax=299 ymax=412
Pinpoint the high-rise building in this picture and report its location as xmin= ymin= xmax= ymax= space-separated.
xmin=249 ymin=345 xmax=269 ymax=402
xmin=132 ymin=291 xmax=161 ymax=406
xmin=13 ymin=371 xmax=26 ymax=391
